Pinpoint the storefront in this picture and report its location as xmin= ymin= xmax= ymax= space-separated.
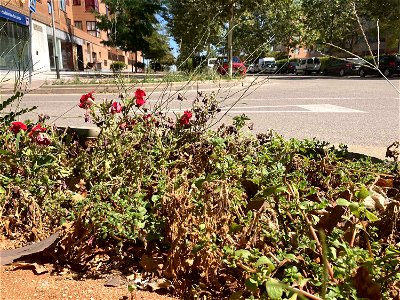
xmin=0 ymin=6 xmax=29 ymax=70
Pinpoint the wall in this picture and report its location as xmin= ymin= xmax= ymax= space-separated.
xmin=32 ymin=20 xmax=50 ymax=71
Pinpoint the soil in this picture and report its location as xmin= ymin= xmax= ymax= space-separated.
xmin=0 ymin=266 xmax=178 ymax=300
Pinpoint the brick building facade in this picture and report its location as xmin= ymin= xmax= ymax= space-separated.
xmin=0 ymin=0 xmax=142 ymax=71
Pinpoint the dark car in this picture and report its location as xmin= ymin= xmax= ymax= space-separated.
xmin=216 ymin=56 xmax=247 ymax=75
xmin=276 ymin=61 xmax=298 ymax=74
xmin=359 ymin=55 xmax=400 ymax=77
xmin=321 ymin=58 xmax=363 ymax=76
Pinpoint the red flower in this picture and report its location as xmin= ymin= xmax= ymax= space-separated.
xmin=179 ymin=110 xmax=193 ymax=126
xmin=79 ymin=91 xmax=95 ymax=109
xmin=135 ymin=89 xmax=146 ymax=107
xmin=110 ymin=101 xmax=123 ymax=114
xmin=10 ymin=121 xmax=27 ymax=134
xmin=35 ymin=132 xmax=51 ymax=145
xmin=29 ymin=123 xmax=46 ymax=137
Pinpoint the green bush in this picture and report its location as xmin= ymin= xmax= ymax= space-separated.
xmin=1 ymin=88 xmax=399 ymax=299
xmin=110 ymin=61 xmax=126 ymax=72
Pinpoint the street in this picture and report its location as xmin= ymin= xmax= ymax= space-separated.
xmin=2 ymin=75 xmax=399 ymax=159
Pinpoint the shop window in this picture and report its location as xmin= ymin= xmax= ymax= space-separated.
xmin=0 ymin=20 xmax=29 ymax=70
xmin=73 ymin=0 xmax=81 ymax=5
xmin=86 ymin=21 xmax=100 ymax=37
xmin=74 ymin=21 xmax=82 ymax=30
xmin=85 ymin=0 xmax=99 ymax=12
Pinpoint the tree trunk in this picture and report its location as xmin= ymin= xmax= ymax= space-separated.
xmin=135 ymin=50 xmax=138 ymax=73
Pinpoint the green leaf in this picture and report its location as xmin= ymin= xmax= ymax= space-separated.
xmin=199 ymin=223 xmax=206 ymax=231
xmin=194 ymin=178 xmax=206 ymax=189
xmin=356 ymin=186 xmax=370 ymax=200
xmin=365 ymin=210 xmax=379 ymax=222
xmin=265 ymin=279 xmax=283 ymax=299
xmin=128 ymin=284 xmax=137 ymax=292
xmin=255 ymin=256 xmax=275 ymax=272
xmin=245 ymin=277 xmax=259 ymax=292
xmin=229 ymin=222 xmax=242 ymax=233
xmin=0 ymin=149 xmax=13 ymax=156
xmin=336 ymin=198 xmax=350 ymax=206
xmin=263 ymin=185 xmax=287 ymax=197
xmin=192 ymin=242 xmax=205 ymax=253
xmin=235 ymin=249 xmax=251 ymax=259
xmin=283 ymin=253 xmax=299 ymax=262
xmin=349 ymin=202 xmax=360 ymax=217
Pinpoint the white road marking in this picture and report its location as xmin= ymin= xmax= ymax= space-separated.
xmin=297 ymin=104 xmax=365 ymax=113
xmin=170 ymin=104 xmax=365 ymax=113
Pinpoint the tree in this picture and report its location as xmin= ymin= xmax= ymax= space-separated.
xmin=300 ymin=0 xmax=363 ymax=52
xmin=362 ymin=0 xmax=400 ymax=53
xmin=145 ymin=31 xmax=176 ymax=71
xmin=166 ymin=0 xmax=302 ymax=74
xmin=164 ymin=0 xmax=223 ymax=65
xmin=96 ymin=0 xmax=163 ymax=70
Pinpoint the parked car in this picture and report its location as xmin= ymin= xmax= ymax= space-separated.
xmin=286 ymin=61 xmax=299 ymax=74
xmin=247 ymin=64 xmax=256 ymax=74
xmin=359 ymin=55 xmax=400 ymax=77
xmin=275 ymin=61 xmax=298 ymax=74
xmin=296 ymin=57 xmax=321 ymax=75
xmin=321 ymin=58 xmax=363 ymax=76
xmin=216 ymin=56 xmax=247 ymax=75
xmin=261 ymin=61 xmax=278 ymax=74
xmin=207 ymin=58 xmax=218 ymax=69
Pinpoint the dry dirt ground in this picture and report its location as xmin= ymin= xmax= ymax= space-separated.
xmin=0 ymin=266 xmax=178 ymax=300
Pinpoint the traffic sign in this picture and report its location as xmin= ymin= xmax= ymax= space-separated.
xmin=29 ymin=0 xmax=36 ymax=13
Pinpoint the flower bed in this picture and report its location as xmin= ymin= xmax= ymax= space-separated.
xmin=0 ymin=89 xmax=399 ymax=299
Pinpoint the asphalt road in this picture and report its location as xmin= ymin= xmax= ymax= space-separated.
xmin=2 ymin=74 xmax=399 ymax=159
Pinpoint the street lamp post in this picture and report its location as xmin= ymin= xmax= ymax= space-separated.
xmin=50 ymin=0 xmax=60 ymax=79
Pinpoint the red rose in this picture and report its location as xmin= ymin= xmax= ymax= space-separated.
xmin=79 ymin=91 xmax=95 ymax=109
xmin=10 ymin=121 xmax=27 ymax=134
xmin=29 ymin=123 xmax=46 ymax=137
xmin=135 ymin=89 xmax=146 ymax=107
xmin=110 ymin=101 xmax=123 ymax=114
xmin=179 ymin=110 xmax=193 ymax=126
xmin=35 ymin=132 xmax=51 ymax=145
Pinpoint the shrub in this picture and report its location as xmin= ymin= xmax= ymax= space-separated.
xmin=1 ymin=87 xmax=399 ymax=300
xmin=110 ymin=61 xmax=126 ymax=72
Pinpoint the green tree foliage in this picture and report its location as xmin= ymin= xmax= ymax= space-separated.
xmin=166 ymin=0 xmax=301 ymax=67
xmin=96 ymin=0 xmax=162 ymax=53
xmin=233 ymin=0 xmax=301 ymax=61
xmin=164 ymin=0 xmax=223 ymax=61
xmin=362 ymin=0 xmax=400 ymax=51
xmin=145 ymin=31 xmax=176 ymax=70
xmin=300 ymin=0 xmax=362 ymax=51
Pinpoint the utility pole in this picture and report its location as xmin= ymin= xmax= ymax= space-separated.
xmin=28 ymin=11 xmax=33 ymax=85
xmin=227 ymin=2 xmax=234 ymax=77
xmin=50 ymin=0 xmax=60 ymax=79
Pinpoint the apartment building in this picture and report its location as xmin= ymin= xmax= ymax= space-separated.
xmin=0 ymin=0 xmax=142 ymax=71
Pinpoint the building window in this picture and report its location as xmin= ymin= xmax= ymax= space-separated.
xmin=86 ymin=21 xmax=100 ymax=37
xmin=85 ymin=0 xmax=99 ymax=12
xmin=73 ymin=0 xmax=81 ymax=5
xmin=74 ymin=21 xmax=82 ymax=29
xmin=59 ymin=0 xmax=66 ymax=11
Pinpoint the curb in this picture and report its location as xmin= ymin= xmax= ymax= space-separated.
xmin=1 ymin=79 xmax=251 ymax=95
